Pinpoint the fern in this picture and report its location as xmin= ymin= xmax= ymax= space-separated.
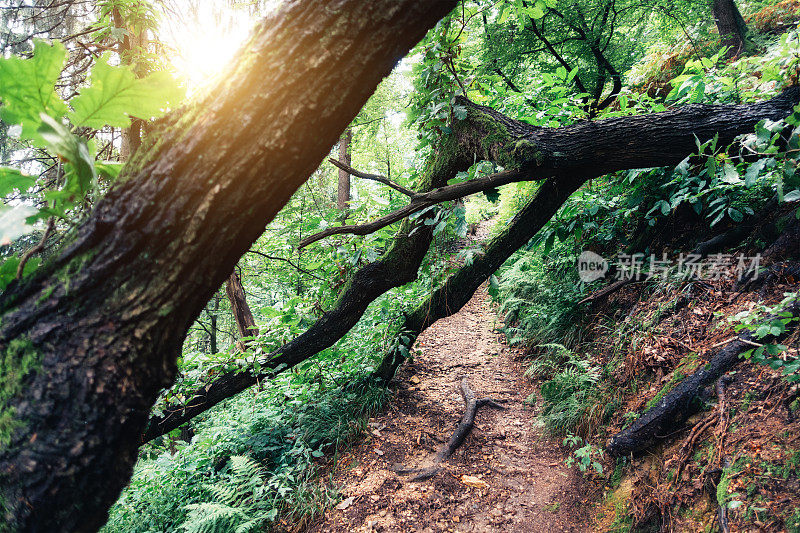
xmin=181 ymin=456 xmax=276 ymax=533
xmin=539 ymin=350 xmax=602 ymax=437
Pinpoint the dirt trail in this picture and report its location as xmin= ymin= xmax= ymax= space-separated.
xmin=307 ymin=272 xmax=595 ymax=532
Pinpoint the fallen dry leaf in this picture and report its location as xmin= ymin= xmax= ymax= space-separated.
xmin=336 ymin=496 xmax=354 ymax=510
xmin=460 ymin=475 xmax=489 ymax=489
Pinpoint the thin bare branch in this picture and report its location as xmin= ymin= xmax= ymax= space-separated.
xmin=299 ymin=167 xmax=531 ymax=248
xmin=328 ymin=158 xmax=416 ymax=197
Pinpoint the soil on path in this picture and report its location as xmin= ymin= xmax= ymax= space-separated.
xmin=307 ymin=279 xmax=596 ymax=532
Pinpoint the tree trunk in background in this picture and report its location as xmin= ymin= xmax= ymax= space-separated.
xmin=209 ymin=294 xmax=218 ymax=354
xmin=713 ymin=0 xmax=750 ymax=58
xmin=226 ymin=269 xmax=259 ymax=350
xmin=0 ymin=1 xmax=457 ymax=530
xmin=111 ymin=7 xmax=143 ymax=158
xmin=337 ymin=129 xmax=352 ymax=212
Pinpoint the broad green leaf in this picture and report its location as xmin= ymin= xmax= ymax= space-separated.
xmin=39 ymin=114 xmax=96 ymax=196
xmin=95 ymin=161 xmax=124 ymax=181
xmin=744 ymin=159 xmax=766 ymax=187
xmin=69 ymin=54 xmax=184 ymax=129
xmin=0 ymin=168 xmax=35 ymax=198
xmin=0 ymin=40 xmax=68 ymax=140
xmin=721 ymin=163 xmax=741 ymax=184
xmin=0 ymin=205 xmax=38 ymax=245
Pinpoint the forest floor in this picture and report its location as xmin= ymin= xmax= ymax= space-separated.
xmin=307 ymin=229 xmax=595 ymax=532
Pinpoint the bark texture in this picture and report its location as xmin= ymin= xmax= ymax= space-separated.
xmin=0 ymin=1 xmax=458 ymax=530
xmin=226 ymin=269 xmax=259 ymax=346
xmin=713 ymin=0 xmax=750 ymax=58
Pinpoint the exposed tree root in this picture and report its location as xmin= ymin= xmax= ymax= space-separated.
xmin=393 ymin=379 xmax=505 ymax=482
xmin=607 ymin=300 xmax=800 ymax=457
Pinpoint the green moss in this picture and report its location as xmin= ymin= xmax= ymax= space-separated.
xmin=36 ymin=284 xmax=55 ymax=305
xmin=646 ymin=352 xmax=702 ymax=409
xmin=716 ymin=465 xmax=732 ymax=507
xmin=56 ymin=249 xmax=98 ymax=293
xmin=0 ymin=337 xmax=40 ymax=447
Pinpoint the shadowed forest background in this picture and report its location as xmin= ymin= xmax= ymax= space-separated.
xmin=1 ymin=0 xmax=800 ymax=531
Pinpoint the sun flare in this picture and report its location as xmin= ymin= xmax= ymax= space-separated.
xmin=160 ymin=2 xmax=267 ymax=91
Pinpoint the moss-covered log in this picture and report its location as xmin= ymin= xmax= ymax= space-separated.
xmin=0 ymin=1 xmax=458 ymax=530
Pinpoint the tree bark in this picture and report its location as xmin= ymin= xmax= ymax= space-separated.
xmin=337 ymin=129 xmax=352 ymax=212
xmin=225 ymin=269 xmax=259 ymax=350
xmin=0 ymin=1 xmax=458 ymax=530
xmin=713 ymin=0 xmax=750 ymax=59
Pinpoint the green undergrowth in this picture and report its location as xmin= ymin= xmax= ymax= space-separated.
xmin=103 ymin=373 xmax=388 ymax=533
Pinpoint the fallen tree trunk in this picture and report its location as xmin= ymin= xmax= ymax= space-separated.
xmin=147 ymin=90 xmax=800 ymax=441
xmin=606 ymin=298 xmax=800 ymax=457
xmin=374 ymin=172 xmax=588 ymax=382
xmin=302 ymin=89 xmax=800 ymax=246
xmin=394 ymin=379 xmax=504 ymax=481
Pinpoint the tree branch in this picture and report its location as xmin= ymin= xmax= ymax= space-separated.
xmin=302 ymin=87 xmax=800 ymax=248
xmin=298 ymin=167 xmax=530 ymax=248
xmin=328 ymin=158 xmax=415 ymax=197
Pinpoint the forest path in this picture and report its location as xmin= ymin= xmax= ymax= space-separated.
xmin=306 ymin=236 xmax=594 ymax=533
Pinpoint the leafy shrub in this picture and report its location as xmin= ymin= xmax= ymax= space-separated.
xmin=496 ymin=243 xmax=586 ymax=348
xmin=539 ymin=351 xmax=602 ymax=436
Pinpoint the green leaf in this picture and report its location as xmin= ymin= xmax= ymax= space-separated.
xmin=488 ymin=274 xmax=501 ymax=298
xmin=784 ymin=189 xmax=800 ymax=202
xmin=69 ymin=54 xmax=184 ymax=129
xmin=727 ymin=208 xmax=743 ymax=222
xmin=95 ymin=161 xmax=124 ymax=181
xmin=526 ymin=4 xmax=544 ymax=19
xmin=0 ymin=40 xmax=68 ymax=141
xmin=38 ymin=114 xmax=96 ymax=196
xmin=721 ymin=163 xmax=740 ymax=184
xmin=0 ymin=167 xmax=36 ymax=198
xmin=0 ymin=205 xmax=38 ymax=245
xmin=744 ymin=159 xmax=766 ymax=187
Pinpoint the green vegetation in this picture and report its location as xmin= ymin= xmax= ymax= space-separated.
xmin=1 ymin=0 xmax=800 ymax=530
xmin=0 ymin=338 xmax=37 ymax=447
